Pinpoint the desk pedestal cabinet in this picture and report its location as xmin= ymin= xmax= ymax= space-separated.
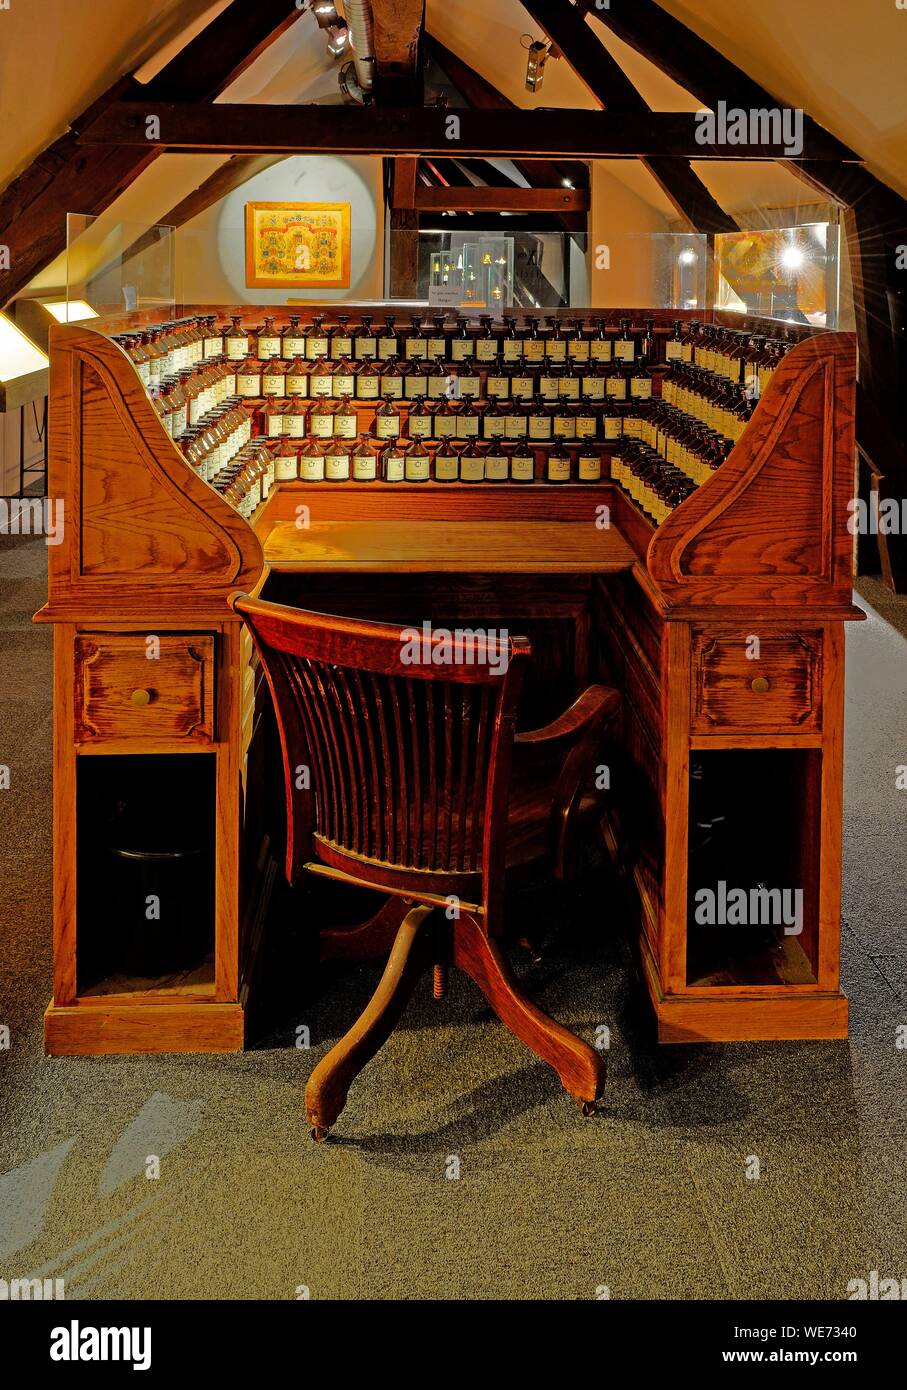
xmin=39 ymin=308 xmax=860 ymax=1053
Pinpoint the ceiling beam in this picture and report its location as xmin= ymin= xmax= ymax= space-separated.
xmin=414 ymin=185 xmax=590 ymax=212
xmin=371 ymin=0 xmax=425 ymax=106
xmin=0 ymin=0 xmax=306 ymax=309
xmin=78 ymin=103 xmax=859 ymax=159
xmin=521 ymin=0 xmax=737 ymax=234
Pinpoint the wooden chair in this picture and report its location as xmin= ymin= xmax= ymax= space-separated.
xmin=230 ymin=593 xmax=620 ymax=1140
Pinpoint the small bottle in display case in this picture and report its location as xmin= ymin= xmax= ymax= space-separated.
xmin=375 ymin=394 xmax=401 ymax=440
xmin=546 ymin=440 xmax=572 ymax=484
xmin=404 ymin=438 xmax=431 ymax=483
xmin=298 ymin=437 xmax=326 ymax=482
xmin=325 ymin=439 xmax=351 ymax=481
xmin=459 ymin=439 xmax=485 ymax=484
xmin=381 ymin=437 xmax=407 ymax=482
xmin=352 ymin=433 xmax=377 ymax=481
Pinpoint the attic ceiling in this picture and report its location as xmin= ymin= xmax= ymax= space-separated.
xmin=1 ymin=0 xmax=905 ymax=301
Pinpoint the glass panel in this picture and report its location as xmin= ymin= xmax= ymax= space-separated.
xmin=714 ymin=223 xmax=840 ymax=328
xmin=66 ymin=213 xmax=175 ymax=319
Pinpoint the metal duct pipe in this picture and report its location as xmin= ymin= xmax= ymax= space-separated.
xmin=340 ymin=0 xmax=375 ymax=92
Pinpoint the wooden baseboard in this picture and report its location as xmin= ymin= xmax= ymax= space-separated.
xmin=44 ymin=1000 xmax=246 ymax=1055
xmin=640 ymin=940 xmax=849 ymax=1042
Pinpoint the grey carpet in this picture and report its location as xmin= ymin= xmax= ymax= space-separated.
xmin=1 ymin=535 xmax=905 ymax=1301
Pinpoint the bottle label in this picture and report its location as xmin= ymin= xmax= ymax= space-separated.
xmin=298 ymin=454 xmax=324 ymax=482
xmin=408 ymin=415 xmax=433 ymax=438
xmin=451 ymin=339 xmax=474 ymax=360
xmin=276 ymin=455 xmax=300 ymax=481
xmin=384 ymin=456 xmax=405 ymax=482
xmin=524 ymin=339 xmax=545 ymax=363
xmin=227 ymin=338 xmax=248 ymax=360
xmin=286 ymin=374 xmax=309 ymax=396
xmin=312 ymin=416 xmax=335 ymax=439
xmin=484 ymin=454 xmax=508 ymax=481
xmin=547 ymin=457 xmax=571 ymax=483
xmin=553 ymin=417 xmax=576 ymax=438
xmin=311 ymin=373 xmax=333 ymax=396
xmin=203 ymin=337 xmax=224 ymax=357
xmin=333 ymin=374 xmax=355 ymax=396
xmin=258 ymin=336 xmax=281 ymax=358
xmin=286 ymin=414 xmax=307 ymax=438
xmin=283 ymin=336 xmax=307 ymax=358
xmin=511 ymin=376 xmax=533 ymax=399
xmin=607 ymin=377 xmax=627 ymax=400
xmin=434 ymin=418 xmax=457 ymax=438
xmin=353 ymin=457 xmax=377 ymax=481
xmin=576 ymin=416 xmax=597 ymax=438
xmin=428 ymin=373 xmax=450 ymax=397
xmin=237 ymin=374 xmax=261 ymax=396
xmin=377 ymin=337 xmax=397 ymax=359
xmin=265 ymin=412 xmax=285 ymax=436
xmin=590 ymin=339 xmax=612 ymax=362
xmin=404 ymin=374 xmax=428 ymax=397
xmin=545 ymin=339 xmax=567 ymax=361
xmin=540 ymin=375 xmax=561 ymax=399
xmin=326 ymin=453 xmax=350 ymax=480
xmin=375 ymin=416 xmax=400 ymax=439
xmin=458 ymin=374 xmax=481 ymax=397
xmin=406 ymin=339 xmax=428 ymax=359
xmin=484 ymin=415 xmax=507 ymax=438
xmin=487 ymin=375 xmax=509 ymax=398
xmin=460 ymin=457 xmax=484 ymax=482
xmin=405 ymin=457 xmax=430 ymax=482
xmin=510 ymin=454 xmax=534 ymax=482
xmin=335 ymin=416 xmax=357 ymax=439
xmin=332 ymin=336 xmax=353 ymax=357
xmin=503 ymin=340 xmax=524 ymax=362
xmin=631 ymin=377 xmax=653 ymax=399
xmin=307 ymin=336 xmax=329 ymax=358
xmin=604 ymin=415 xmax=623 ymax=440
xmin=428 ymin=337 xmax=446 ymax=358
xmin=529 ymin=416 xmax=551 ymax=440
xmin=456 ymin=416 xmax=480 ymax=438
xmin=578 ymin=454 xmax=602 ymax=482
xmin=357 ymin=376 xmax=380 ymax=399
xmin=380 ymin=377 xmax=403 ymax=399
xmin=356 ymin=336 xmax=377 ymax=358
xmin=476 ymin=340 xmax=498 ymax=362
xmin=615 ymin=340 xmax=635 ymax=363
xmin=434 ymin=453 xmax=458 ymax=481
xmin=665 ymin=340 xmax=683 ymax=361
xmin=262 ymin=375 xmax=285 ymax=396
xmin=569 ymin=339 xmax=590 ymax=361
xmin=506 ymin=415 xmax=528 ymax=436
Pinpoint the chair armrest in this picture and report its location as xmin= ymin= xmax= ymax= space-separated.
xmin=515 ymin=684 xmax=621 ymax=881
xmin=514 ymin=685 xmax=621 ymax=757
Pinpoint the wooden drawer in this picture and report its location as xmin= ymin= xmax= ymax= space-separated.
xmin=691 ymin=630 xmax=821 ymax=732
xmin=75 ymin=634 xmax=215 ymax=743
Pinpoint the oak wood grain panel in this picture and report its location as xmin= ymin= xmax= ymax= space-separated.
xmin=691 ymin=630 xmax=821 ymax=733
xmin=44 ymin=1001 xmax=245 ymax=1055
xmin=263 ymin=519 xmax=636 ymax=573
xmin=74 ymin=634 xmax=215 ymax=743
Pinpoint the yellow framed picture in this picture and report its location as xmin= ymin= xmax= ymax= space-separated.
xmin=244 ymin=201 xmax=351 ymax=290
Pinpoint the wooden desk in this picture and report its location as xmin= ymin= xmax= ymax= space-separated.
xmin=42 ymin=313 xmax=860 ymax=1055
xmin=263 ymin=518 xmax=637 ymax=573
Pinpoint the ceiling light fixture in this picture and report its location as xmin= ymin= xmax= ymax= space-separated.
xmin=522 ymin=36 xmax=553 ymax=93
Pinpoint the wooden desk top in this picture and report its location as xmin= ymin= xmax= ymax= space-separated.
xmin=263 ymin=518 xmax=638 ymax=573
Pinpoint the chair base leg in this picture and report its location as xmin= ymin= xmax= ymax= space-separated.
xmin=305 ymin=904 xmax=435 ymax=1135
xmin=452 ymin=912 xmax=606 ymax=1105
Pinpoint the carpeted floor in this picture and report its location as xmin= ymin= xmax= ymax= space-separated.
xmin=1 ymin=534 xmax=905 ymax=1301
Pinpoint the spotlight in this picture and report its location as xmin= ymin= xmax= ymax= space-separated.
xmin=326 ymin=20 xmax=350 ymax=58
xmin=524 ymin=38 xmax=551 ymax=92
xmin=780 ymin=245 xmax=805 ymax=271
xmin=313 ymin=1 xmax=339 ymax=27
xmin=678 ymin=248 xmax=697 ymax=266
xmin=562 ymin=178 xmax=574 ymax=189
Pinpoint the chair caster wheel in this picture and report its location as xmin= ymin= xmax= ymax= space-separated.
xmin=311 ymin=1124 xmax=330 ymax=1143
xmin=580 ymin=1100 xmax=597 ymax=1118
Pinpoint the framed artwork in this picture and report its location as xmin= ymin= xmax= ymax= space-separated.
xmin=244 ymin=201 xmax=351 ymax=289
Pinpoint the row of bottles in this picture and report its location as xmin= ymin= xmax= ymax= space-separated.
xmin=610 ymin=442 xmax=699 ymax=525
xmin=115 ymin=313 xmax=794 ymax=390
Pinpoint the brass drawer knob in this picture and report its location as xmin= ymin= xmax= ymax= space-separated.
xmin=751 ymin=676 xmax=771 ymax=694
xmin=131 ymin=688 xmax=152 ymax=706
